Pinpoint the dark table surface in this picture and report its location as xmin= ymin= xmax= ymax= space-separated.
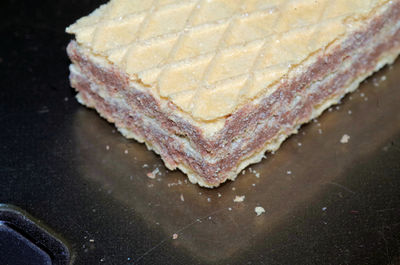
xmin=1 ymin=1 xmax=400 ymax=264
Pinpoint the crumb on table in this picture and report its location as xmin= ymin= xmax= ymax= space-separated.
xmin=147 ymin=168 xmax=160 ymax=179
xmin=340 ymin=134 xmax=350 ymax=144
xmin=233 ymin=195 xmax=245 ymax=202
xmin=255 ymin=206 xmax=266 ymax=216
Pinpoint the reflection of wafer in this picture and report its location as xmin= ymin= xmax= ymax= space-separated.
xmin=66 ymin=0 xmax=400 ymax=187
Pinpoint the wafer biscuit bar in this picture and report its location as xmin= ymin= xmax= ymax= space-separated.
xmin=67 ymin=0 xmax=400 ymax=187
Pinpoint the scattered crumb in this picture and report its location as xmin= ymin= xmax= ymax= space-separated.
xmin=89 ymin=239 xmax=95 ymax=243
xmin=381 ymin=75 xmax=387 ymax=81
xmin=360 ymin=93 xmax=365 ymax=97
xmin=349 ymin=96 xmax=353 ymax=100
xmin=105 ymin=145 xmax=110 ymax=150
xmin=252 ymin=183 xmax=256 ymax=187
xmin=250 ymin=168 xmax=260 ymax=178
xmin=64 ymin=97 xmax=69 ymax=102
xmin=142 ymin=164 xmax=149 ymax=168
xmin=271 ymin=151 xmax=275 ymax=155
xmin=172 ymin=233 xmax=178 ymax=240
xmin=180 ymin=194 xmax=184 ymax=202
xmin=124 ymin=149 xmax=129 ymax=154
xmin=255 ymin=206 xmax=266 ymax=216
xmin=297 ymin=142 xmax=302 ymax=147
xmin=318 ymin=129 xmax=323 ymax=134
xmin=249 ymin=167 xmax=253 ymax=173
xmin=313 ymin=119 xmax=318 ymax=123
xmin=234 ymin=195 xmax=245 ymax=202
xmin=322 ymin=207 xmax=327 ymax=211
xmin=364 ymin=97 xmax=368 ymax=101
xmin=328 ymin=107 xmax=333 ymax=112
xmin=218 ymin=193 xmax=222 ymax=198
xmin=340 ymin=134 xmax=350 ymax=144
xmin=129 ymin=175 xmax=133 ymax=180
xmin=348 ymin=110 xmax=352 ymax=115
xmin=167 ymin=180 xmax=183 ymax=187
xmin=208 ymin=216 xmax=212 ymax=220
xmin=228 ymin=207 xmax=232 ymax=211
xmin=207 ymin=197 xmax=211 ymax=202
xmin=242 ymin=170 xmax=246 ymax=175
xmin=146 ymin=172 xmax=155 ymax=179
xmin=286 ymin=170 xmax=292 ymax=175
xmin=373 ymin=78 xmax=380 ymax=87
xmin=336 ymin=106 xmax=340 ymax=110
xmin=147 ymin=168 xmax=159 ymax=179
xmin=147 ymin=184 xmax=154 ymax=188
xmin=232 ymin=187 xmax=236 ymax=191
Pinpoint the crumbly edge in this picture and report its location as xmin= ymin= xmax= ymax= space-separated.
xmin=68 ymin=1 xmax=400 ymax=159
xmin=225 ymin=51 xmax=400 ymax=183
xmin=70 ymin=44 xmax=400 ymax=187
xmin=68 ymin=2 xmax=400 ymax=187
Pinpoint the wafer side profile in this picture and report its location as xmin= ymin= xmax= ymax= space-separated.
xmin=66 ymin=0 xmax=400 ymax=187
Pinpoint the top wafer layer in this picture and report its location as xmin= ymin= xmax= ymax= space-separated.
xmin=67 ymin=0 xmax=388 ymax=121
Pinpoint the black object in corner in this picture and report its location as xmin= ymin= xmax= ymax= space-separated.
xmin=0 ymin=205 xmax=70 ymax=265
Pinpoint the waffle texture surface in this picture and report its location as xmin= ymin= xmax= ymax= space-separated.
xmin=67 ymin=0 xmax=388 ymax=121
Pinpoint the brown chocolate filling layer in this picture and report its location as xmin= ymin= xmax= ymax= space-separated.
xmin=68 ymin=2 xmax=400 ymax=185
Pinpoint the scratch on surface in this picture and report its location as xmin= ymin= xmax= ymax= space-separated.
xmin=379 ymin=224 xmax=391 ymax=264
xmin=376 ymin=208 xmax=397 ymax=213
xmin=326 ymin=181 xmax=356 ymax=194
xmin=227 ymin=213 xmax=240 ymax=229
xmin=133 ymin=208 xmax=226 ymax=264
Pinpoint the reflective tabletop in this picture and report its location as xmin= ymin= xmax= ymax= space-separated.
xmin=1 ymin=1 xmax=400 ymax=264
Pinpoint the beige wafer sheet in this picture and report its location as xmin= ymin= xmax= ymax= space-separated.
xmin=67 ymin=0 xmax=388 ymax=120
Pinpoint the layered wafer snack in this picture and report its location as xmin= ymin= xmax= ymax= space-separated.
xmin=66 ymin=0 xmax=400 ymax=187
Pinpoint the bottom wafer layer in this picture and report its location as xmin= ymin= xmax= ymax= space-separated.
xmin=68 ymin=8 xmax=400 ymax=187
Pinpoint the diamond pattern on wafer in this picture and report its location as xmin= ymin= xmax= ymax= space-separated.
xmin=67 ymin=0 xmax=387 ymax=120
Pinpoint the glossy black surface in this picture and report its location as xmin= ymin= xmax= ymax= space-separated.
xmin=1 ymin=1 xmax=400 ymax=264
